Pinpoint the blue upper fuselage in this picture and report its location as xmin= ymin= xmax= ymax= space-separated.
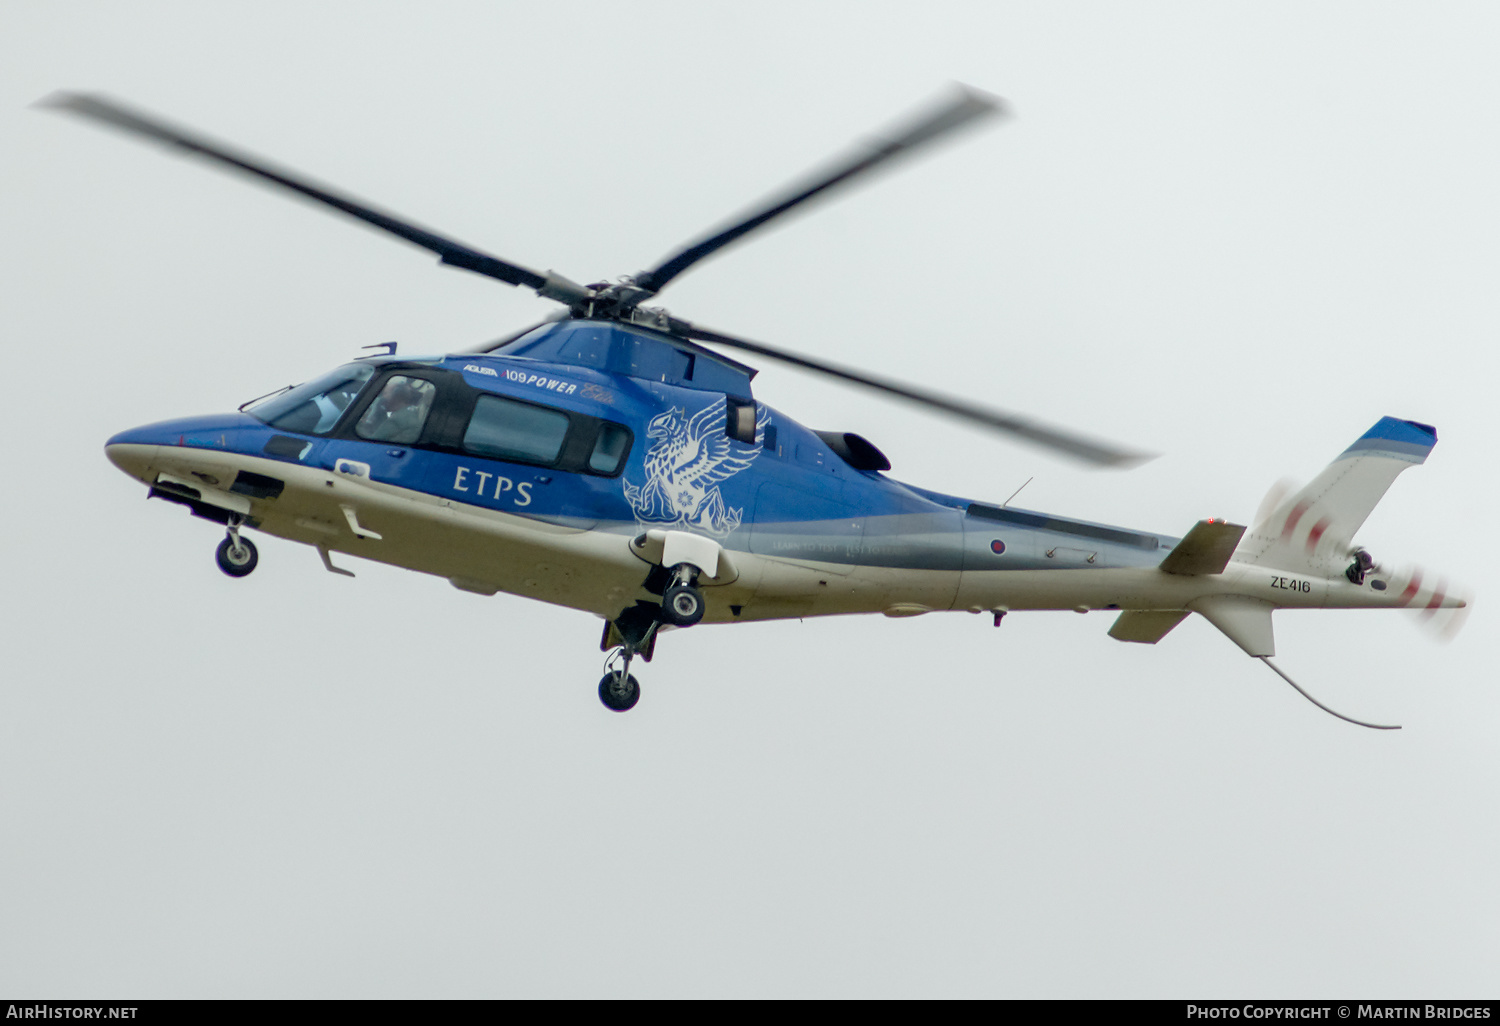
xmin=106 ymin=319 xmax=1177 ymax=573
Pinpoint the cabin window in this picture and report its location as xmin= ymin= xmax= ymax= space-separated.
xmin=250 ymin=363 xmax=375 ymax=435
xmin=355 ymin=376 xmax=437 ymax=445
xmin=588 ymin=422 xmax=632 ymax=475
xmin=726 ymin=397 xmax=758 ymax=444
xmin=463 ymin=394 xmax=571 ymax=465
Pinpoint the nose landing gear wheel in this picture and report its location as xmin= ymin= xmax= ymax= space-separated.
xmin=598 ymin=672 xmax=641 ymax=712
xmin=215 ymin=535 xmax=258 ymax=577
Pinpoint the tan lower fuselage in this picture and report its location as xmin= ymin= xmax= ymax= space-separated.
xmin=106 ymin=442 xmax=1453 ymax=640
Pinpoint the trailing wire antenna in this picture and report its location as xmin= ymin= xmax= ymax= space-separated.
xmin=1257 ymin=657 xmax=1401 ymax=730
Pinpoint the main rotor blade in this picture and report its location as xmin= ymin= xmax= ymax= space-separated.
xmin=458 ymin=310 xmax=570 ymax=353
xmin=633 ymin=85 xmax=1005 ymax=298
xmin=673 ymin=320 xmax=1151 ymax=468
xmin=36 ymin=92 xmax=577 ymax=297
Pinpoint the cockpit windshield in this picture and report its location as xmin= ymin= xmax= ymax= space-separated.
xmin=245 ymin=364 xmax=376 ymax=435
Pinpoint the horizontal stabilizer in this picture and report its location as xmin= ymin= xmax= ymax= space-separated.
xmin=1109 ymin=610 xmax=1189 ymax=644
xmin=1159 ymin=519 xmax=1246 ymax=575
xmin=1189 ymin=595 xmax=1276 ymax=657
xmin=1238 ymin=417 xmax=1436 ymax=572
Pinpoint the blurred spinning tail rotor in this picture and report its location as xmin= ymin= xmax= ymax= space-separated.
xmin=1380 ymin=562 xmax=1473 ymax=642
xmin=1252 ymin=477 xmax=1299 ymax=533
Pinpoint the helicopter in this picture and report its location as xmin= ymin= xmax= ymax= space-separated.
xmin=41 ymin=87 xmax=1465 ymax=720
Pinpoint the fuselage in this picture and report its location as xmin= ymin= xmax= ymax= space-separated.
xmin=103 ymin=319 xmax=1441 ymax=627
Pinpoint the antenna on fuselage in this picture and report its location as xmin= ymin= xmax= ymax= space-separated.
xmin=1001 ymin=477 xmax=1033 ymax=508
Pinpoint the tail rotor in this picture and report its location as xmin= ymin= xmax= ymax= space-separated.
xmin=1386 ymin=563 xmax=1473 ymax=642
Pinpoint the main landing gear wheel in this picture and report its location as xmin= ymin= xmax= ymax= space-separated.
xmin=215 ymin=535 xmax=258 ymax=578
xmin=661 ymin=583 xmax=705 ymax=626
xmin=659 ymin=562 xmax=706 ymax=627
xmin=598 ymin=672 xmax=641 ymax=712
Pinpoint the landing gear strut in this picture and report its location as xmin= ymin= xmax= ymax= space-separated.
xmin=598 ymin=639 xmax=650 ymax=712
xmin=597 ymin=605 xmax=664 ymax=712
xmin=594 ymin=562 xmax=708 ymax=710
xmin=215 ymin=518 xmax=258 ymax=578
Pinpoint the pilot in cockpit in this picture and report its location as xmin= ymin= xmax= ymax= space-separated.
xmin=357 ymin=376 xmax=435 ymax=444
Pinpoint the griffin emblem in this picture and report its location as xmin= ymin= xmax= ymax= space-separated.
xmin=622 ymin=399 xmax=770 ymax=537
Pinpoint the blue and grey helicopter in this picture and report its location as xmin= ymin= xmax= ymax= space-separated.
xmin=42 ymin=89 xmax=1464 ymax=720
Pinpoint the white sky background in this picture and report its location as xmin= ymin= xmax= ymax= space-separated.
xmin=1 ymin=0 xmax=1496 ymax=998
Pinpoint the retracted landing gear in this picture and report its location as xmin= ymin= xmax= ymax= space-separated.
xmin=215 ymin=517 xmax=258 ymax=578
xmin=660 ymin=563 xmax=705 ymax=627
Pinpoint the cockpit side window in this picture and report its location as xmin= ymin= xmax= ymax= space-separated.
xmin=353 ymin=376 xmax=437 ymax=445
xmin=355 ymin=376 xmax=438 ymax=444
xmin=249 ymin=364 xmax=376 ymax=435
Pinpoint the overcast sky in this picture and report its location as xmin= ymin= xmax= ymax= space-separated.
xmin=2 ymin=1 xmax=1496 ymax=998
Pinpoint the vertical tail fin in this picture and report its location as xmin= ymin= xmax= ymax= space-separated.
xmin=1236 ymin=417 xmax=1436 ymax=573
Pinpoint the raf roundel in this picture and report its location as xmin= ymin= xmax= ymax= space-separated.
xmin=991 ymin=539 xmax=1006 ymax=555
